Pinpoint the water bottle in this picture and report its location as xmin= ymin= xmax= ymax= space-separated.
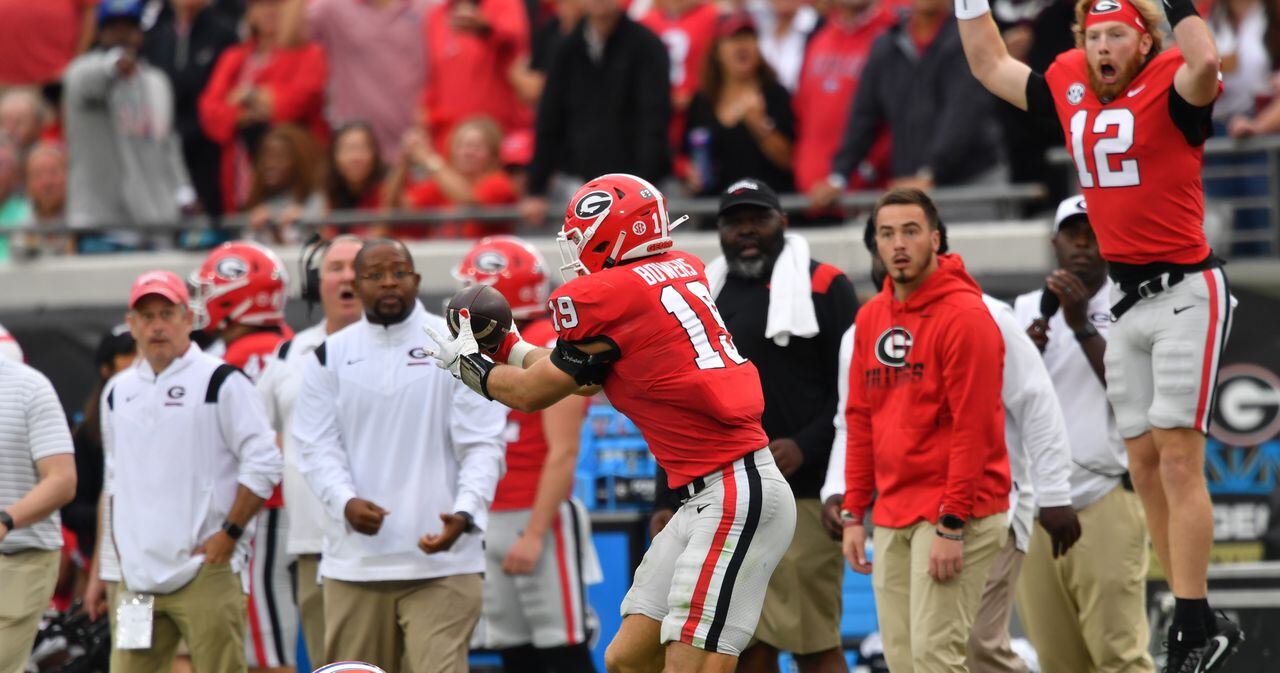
xmin=688 ymin=126 xmax=714 ymax=193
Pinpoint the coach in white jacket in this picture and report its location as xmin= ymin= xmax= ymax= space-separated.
xmin=96 ymin=270 xmax=282 ymax=673
xmin=293 ymin=239 xmax=507 ymax=673
xmin=823 ymin=234 xmax=1077 ymax=673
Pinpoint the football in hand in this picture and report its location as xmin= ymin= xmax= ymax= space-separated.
xmin=446 ymin=285 xmax=512 ymax=353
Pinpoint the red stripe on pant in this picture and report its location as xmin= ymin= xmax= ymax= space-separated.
xmin=552 ymin=513 xmax=578 ymax=645
xmin=1194 ymin=270 xmax=1221 ymax=432
xmin=680 ymin=465 xmax=737 ymax=643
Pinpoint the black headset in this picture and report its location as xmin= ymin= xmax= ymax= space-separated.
xmin=299 ymin=234 xmax=331 ymax=305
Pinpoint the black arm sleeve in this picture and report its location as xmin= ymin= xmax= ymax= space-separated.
xmin=1025 ymin=72 xmax=1057 ymax=120
xmin=1169 ymin=86 xmax=1215 ymax=147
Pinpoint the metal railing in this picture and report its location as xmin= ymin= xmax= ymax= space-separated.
xmin=4 ymin=183 xmax=1048 ymax=242
xmin=1047 ymin=134 xmax=1280 ymax=254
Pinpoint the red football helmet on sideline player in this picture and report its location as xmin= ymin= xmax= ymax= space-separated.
xmin=557 ymin=173 xmax=688 ymax=280
xmin=454 ymin=236 xmax=551 ymax=320
xmin=190 ymin=241 xmax=289 ymax=332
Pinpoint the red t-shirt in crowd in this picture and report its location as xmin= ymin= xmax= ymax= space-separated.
xmin=491 ymin=319 xmax=588 ymax=511
xmin=198 ymin=42 xmax=329 ymax=212
xmin=792 ymin=7 xmax=896 ymax=192
xmin=422 ymin=0 xmax=531 ymax=153
xmin=640 ymin=2 xmax=720 ymax=147
xmin=1044 ymin=48 xmax=1215 ymax=265
xmin=549 ymin=251 xmax=768 ymax=488
xmin=401 ymin=170 xmax=517 ymax=239
xmin=0 ymin=0 xmax=94 ymax=85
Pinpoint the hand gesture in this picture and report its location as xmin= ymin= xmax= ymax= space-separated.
xmin=1045 ymin=269 xmax=1089 ymax=331
xmin=194 ymin=530 xmax=236 ymax=565
xmin=768 ymin=438 xmax=804 ymax=477
xmin=501 ymin=532 xmax=543 ymax=574
xmin=928 ymin=531 xmax=964 ymax=582
xmin=344 ymin=498 xmax=389 ymax=536
xmin=423 ymin=310 xmax=480 ymax=378
xmin=419 ymin=513 xmax=470 ymax=554
xmin=1027 ymin=318 xmax=1049 ymax=353
xmin=820 ymin=495 xmax=844 ymax=541
xmin=843 ymin=523 xmax=871 ymax=574
xmin=1038 ymin=505 xmax=1083 ymax=558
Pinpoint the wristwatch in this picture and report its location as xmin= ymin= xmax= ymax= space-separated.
xmin=221 ymin=520 xmax=244 ymax=541
xmin=0 ymin=510 xmax=13 ymax=533
xmin=939 ymin=513 xmax=966 ymax=531
xmin=455 ymin=511 xmax=476 ymax=533
xmin=1074 ymin=322 xmax=1100 ymax=342
xmin=839 ymin=509 xmax=861 ymax=528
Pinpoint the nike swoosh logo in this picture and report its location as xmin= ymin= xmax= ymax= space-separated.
xmin=347 ymin=358 xmax=364 ymax=365
xmin=1201 ymin=635 xmax=1230 ymax=670
xmin=1127 ymin=85 xmax=1146 ymax=97
xmin=125 ymin=394 xmax=140 ymax=403
xmin=696 ymin=504 xmax=709 ymax=514
xmin=1174 ymin=305 xmax=1194 ymax=315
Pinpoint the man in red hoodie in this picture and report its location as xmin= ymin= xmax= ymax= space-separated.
xmin=841 ymin=188 xmax=1010 ymax=673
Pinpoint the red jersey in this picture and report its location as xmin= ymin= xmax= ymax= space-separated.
xmin=640 ymin=2 xmax=720 ymax=147
xmin=549 ymin=251 xmax=767 ymax=488
xmin=843 ymin=254 xmax=1009 ymax=527
xmin=493 ymin=319 xmax=572 ymax=511
xmin=223 ymin=327 xmax=293 ymax=508
xmin=1044 ymin=48 xmax=1214 ymax=266
xmin=422 ymin=0 xmax=531 ymax=153
xmin=792 ymin=7 xmax=896 ymax=192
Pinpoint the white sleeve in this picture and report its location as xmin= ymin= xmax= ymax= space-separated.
xmin=820 ymin=326 xmax=856 ymax=503
xmin=26 ymin=372 xmax=73 ymax=461
xmin=215 ymin=370 xmax=284 ymax=499
xmin=292 ymin=353 xmax=356 ymax=521
xmin=448 ymin=380 xmax=508 ymax=533
xmin=992 ymin=304 xmax=1073 ymax=509
xmin=256 ymin=355 xmax=285 ymax=435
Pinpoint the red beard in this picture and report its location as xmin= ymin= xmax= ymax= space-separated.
xmin=1087 ymin=50 xmax=1145 ymax=101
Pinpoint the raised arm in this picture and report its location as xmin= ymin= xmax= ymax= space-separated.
xmin=955 ymin=0 xmax=1035 ymax=110
xmin=1168 ymin=0 xmax=1221 ymax=106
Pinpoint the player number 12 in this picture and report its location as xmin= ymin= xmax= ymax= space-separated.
xmin=1069 ymin=108 xmax=1140 ymax=189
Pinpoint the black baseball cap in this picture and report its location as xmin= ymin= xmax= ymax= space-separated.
xmin=718 ymin=178 xmax=781 ymax=217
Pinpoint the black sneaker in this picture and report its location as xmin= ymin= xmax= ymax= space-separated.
xmin=1162 ymin=641 xmax=1200 ymax=673
xmin=1198 ymin=613 xmax=1244 ymax=672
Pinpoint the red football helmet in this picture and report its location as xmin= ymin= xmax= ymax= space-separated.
xmin=557 ymin=173 xmax=688 ymax=280
xmin=454 ymin=236 xmax=551 ymax=320
xmin=190 ymin=241 xmax=289 ymax=332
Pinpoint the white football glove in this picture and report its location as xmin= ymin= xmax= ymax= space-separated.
xmin=424 ymin=310 xmax=494 ymax=398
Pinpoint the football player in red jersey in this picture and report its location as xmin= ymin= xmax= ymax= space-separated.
xmin=455 ymin=236 xmax=600 ymax=673
xmin=957 ymin=0 xmax=1241 ymax=669
xmin=428 ymin=173 xmax=797 ymax=673
xmin=190 ymin=241 xmax=297 ymax=673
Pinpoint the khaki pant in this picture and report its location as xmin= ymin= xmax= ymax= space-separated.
xmin=297 ymin=554 xmax=325 ymax=668
xmin=1016 ymin=486 xmax=1155 ymax=673
xmin=324 ymin=573 xmax=482 ymax=673
xmin=109 ymin=563 xmax=247 ymax=673
xmin=966 ymin=533 xmax=1027 ymax=673
xmin=0 ymin=549 xmax=60 ymax=673
xmin=873 ymin=514 xmax=1007 ymax=673
xmin=754 ymin=498 xmax=845 ymax=654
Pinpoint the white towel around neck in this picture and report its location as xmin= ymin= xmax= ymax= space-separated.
xmin=706 ymin=232 xmax=819 ymax=347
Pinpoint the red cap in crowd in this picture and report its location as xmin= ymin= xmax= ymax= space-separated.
xmin=716 ymin=12 xmax=757 ymax=39
xmin=129 ymin=270 xmax=190 ymax=309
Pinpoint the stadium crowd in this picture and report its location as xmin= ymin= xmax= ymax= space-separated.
xmin=0 ymin=0 xmax=1277 ymax=260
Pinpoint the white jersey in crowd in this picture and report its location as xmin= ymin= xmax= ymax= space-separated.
xmin=102 ymin=343 xmax=283 ymax=594
xmin=257 ymin=322 xmax=329 ymax=556
xmin=0 ymin=357 xmax=74 ymax=552
xmin=1014 ymin=280 xmax=1127 ymax=509
xmin=292 ymin=301 xmax=507 ymax=583
xmin=822 ymin=295 xmax=1073 ymax=552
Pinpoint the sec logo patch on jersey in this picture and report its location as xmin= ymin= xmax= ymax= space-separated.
xmin=1067 ymin=82 xmax=1085 ymax=105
